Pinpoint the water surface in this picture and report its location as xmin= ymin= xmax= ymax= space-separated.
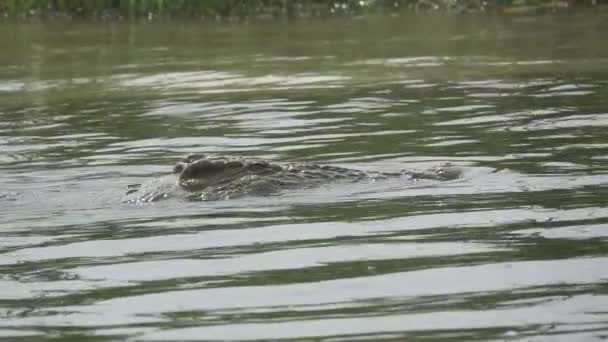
xmin=1 ymin=14 xmax=607 ymax=341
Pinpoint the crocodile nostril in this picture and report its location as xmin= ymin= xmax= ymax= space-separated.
xmin=174 ymin=154 xmax=209 ymax=174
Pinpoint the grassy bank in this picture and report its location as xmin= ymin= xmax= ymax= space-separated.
xmin=0 ymin=0 xmax=605 ymax=21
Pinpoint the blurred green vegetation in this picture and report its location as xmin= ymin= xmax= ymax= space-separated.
xmin=0 ymin=0 xmax=605 ymax=20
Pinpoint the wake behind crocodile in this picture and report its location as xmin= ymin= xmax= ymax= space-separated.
xmin=124 ymin=154 xmax=462 ymax=203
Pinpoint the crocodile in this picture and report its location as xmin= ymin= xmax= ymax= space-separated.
xmin=124 ymin=154 xmax=461 ymax=202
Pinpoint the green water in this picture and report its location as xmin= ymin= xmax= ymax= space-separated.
xmin=1 ymin=14 xmax=607 ymax=341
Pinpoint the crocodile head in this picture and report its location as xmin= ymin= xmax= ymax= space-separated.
xmin=173 ymin=154 xmax=206 ymax=174
xmin=174 ymin=154 xmax=281 ymax=192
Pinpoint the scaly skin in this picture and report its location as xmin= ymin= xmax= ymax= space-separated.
xmin=125 ymin=154 xmax=460 ymax=202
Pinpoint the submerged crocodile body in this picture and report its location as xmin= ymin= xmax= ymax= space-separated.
xmin=125 ymin=154 xmax=460 ymax=202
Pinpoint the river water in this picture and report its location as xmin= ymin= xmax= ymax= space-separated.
xmin=1 ymin=14 xmax=607 ymax=341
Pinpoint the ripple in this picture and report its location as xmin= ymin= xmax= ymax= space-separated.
xmin=139 ymin=295 xmax=606 ymax=340
xmin=117 ymin=71 xmax=349 ymax=93
xmin=1 ymin=206 xmax=604 ymax=265
xmin=514 ymin=223 xmax=608 ymax=240
xmin=67 ymin=242 xmax=502 ymax=282
xmin=505 ymin=113 xmax=608 ymax=131
xmin=19 ymin=258 xmax=607 ymax=329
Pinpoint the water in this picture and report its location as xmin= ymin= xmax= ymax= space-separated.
xmin=1 ymin=14 xmax=607 ymax=341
